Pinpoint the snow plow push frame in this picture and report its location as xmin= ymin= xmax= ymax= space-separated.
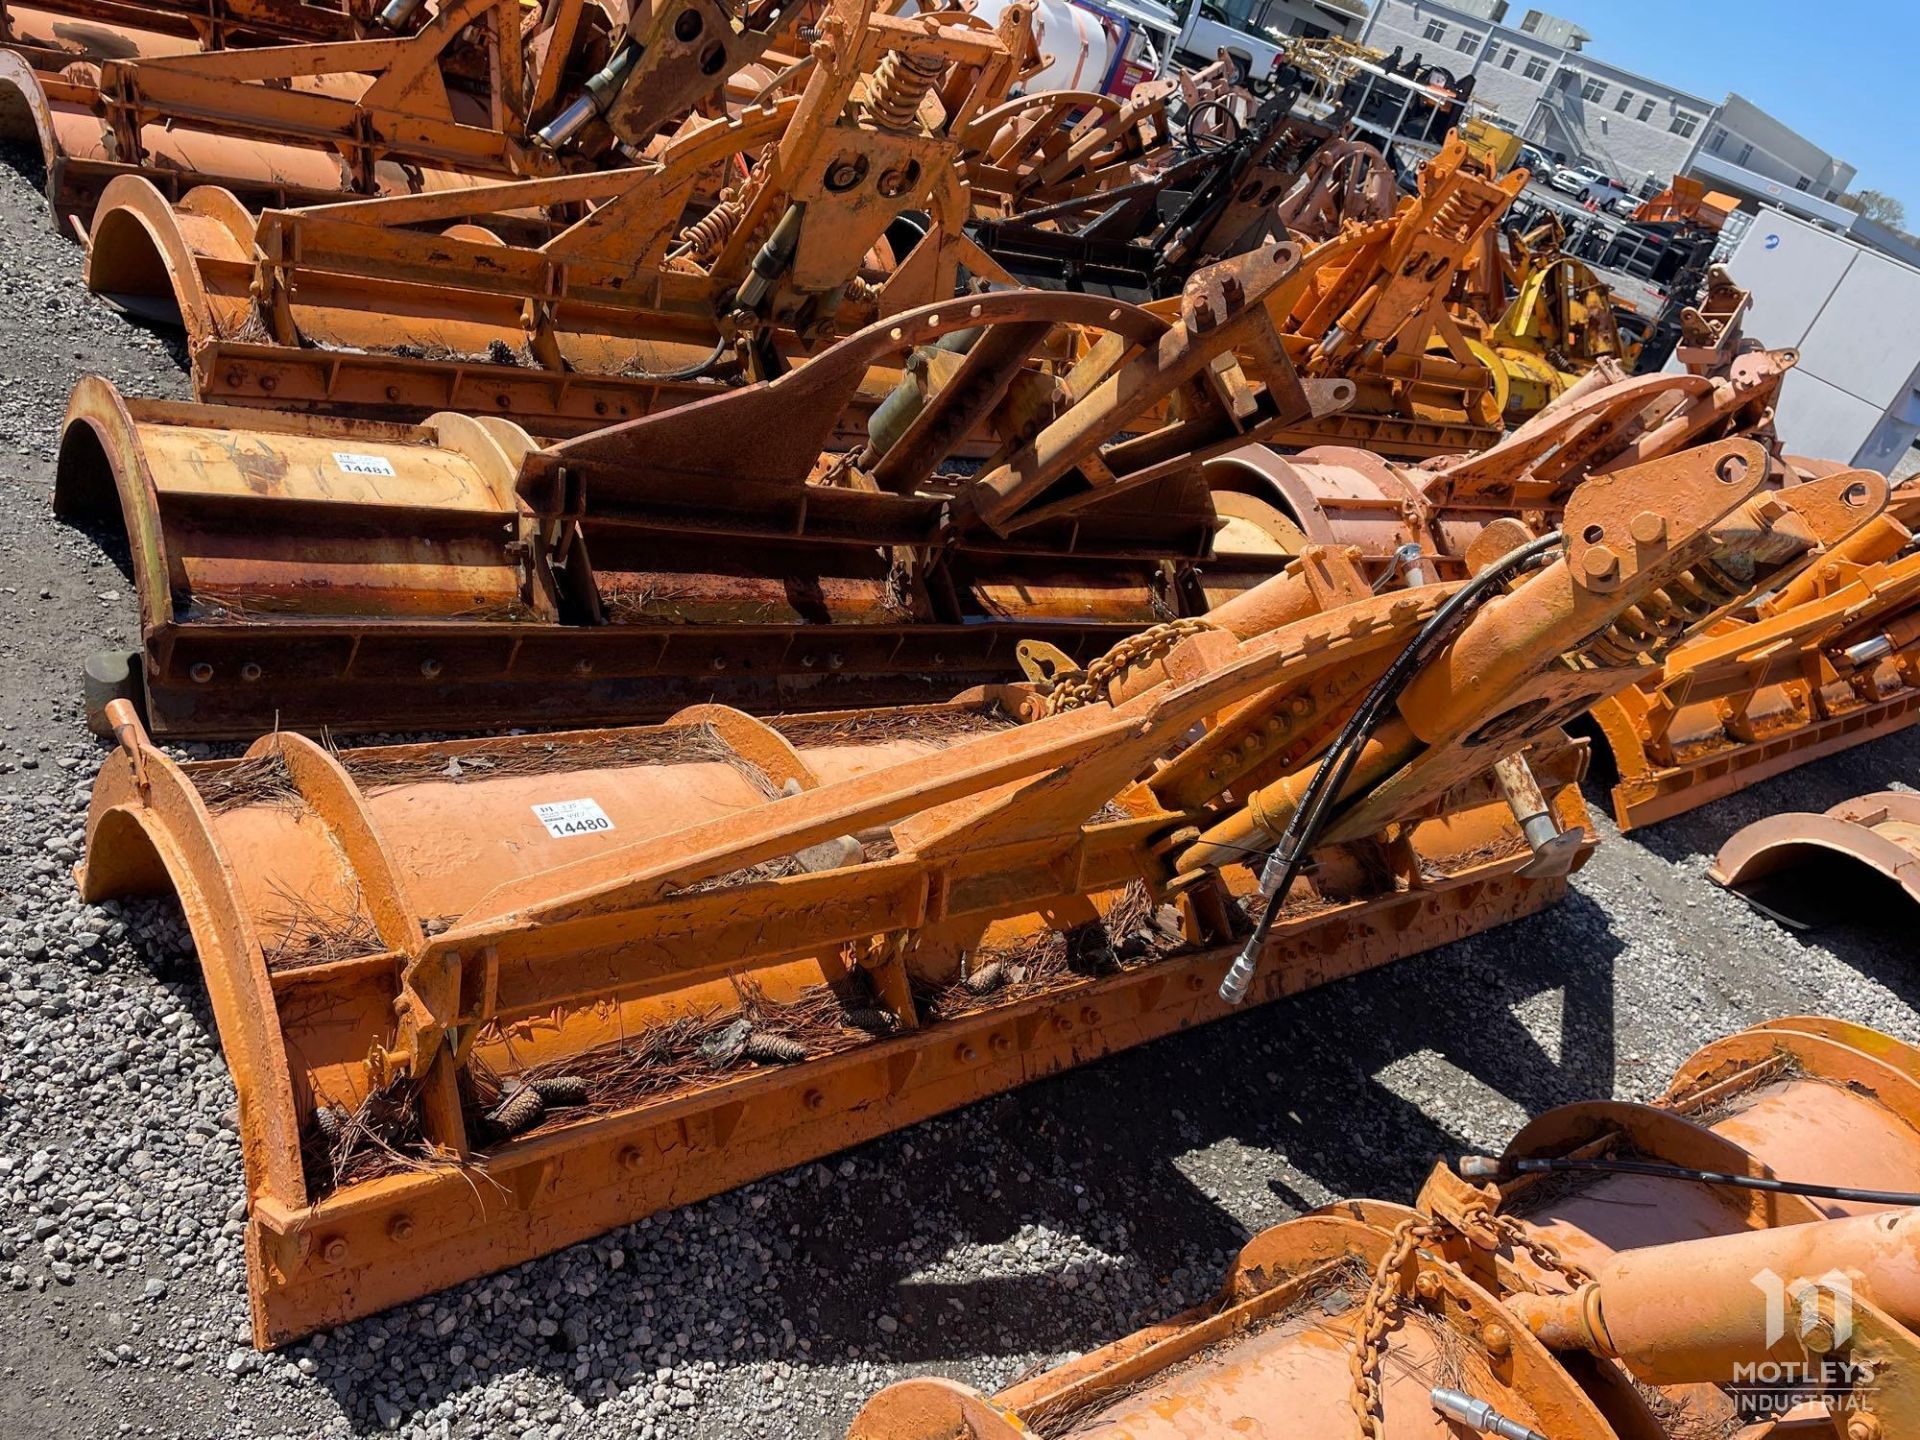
xmin=75 ymin=440 xmax=1884 ymax=1345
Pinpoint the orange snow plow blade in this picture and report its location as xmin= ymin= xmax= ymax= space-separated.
xmin=851 ymin=1015 xmax=1920 ymax=1440
xmin=1591 ymin=476 xmax=1920 ymax=830
xmin=0 ymin=0 xmax=831 ymax=226
xmin=1713 ymin=790 xmax=1920 ymax=928
xmin=58 ymin=259 xmax=1350 ymax=737
xmin=76 ymin=447 xmax=1883 ymax=1344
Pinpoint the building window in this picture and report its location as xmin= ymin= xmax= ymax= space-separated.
xmin=1457 ymin=30 xmax=1478 ymax=52
xmin=1521 ymin=8 xmax=1542 ymax=31
xmin=1580 ymin=77 xmax=1605 ymax=102
xmin=1669 ymin=111 xmax=1697 ymax=138
xmin=1637 ymin=98 xmax=1655 ymax=121
xmin=1795 ymin=176 xmax=1811 ymax=191
xmin=1707 ymin=128 xmax=1725 ymax=153
xmin=1522 ymin=54 xmax=1548 ymax=81
xmin=1614 ymin=89 xmax=1633 ymax=113
xmin=1424 ymin=18 xmax=1446 ymax=41
xmin=1737 ymin=142 xmax=1753 ymax=165
xmin=1499 ymin=45 xmax=1516 ymax=69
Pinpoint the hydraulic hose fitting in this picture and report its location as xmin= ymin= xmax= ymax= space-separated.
xmin=374 ymin=0 xmax=428 ymax=29
xmin=535 ymin=40 xmax=644 ymax=150
xmin=1430 ymin=1387 xmax=1549 ymax=1440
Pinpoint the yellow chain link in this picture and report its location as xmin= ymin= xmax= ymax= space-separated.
xmin=1043 ymin=618 xmax=1217 ymax=714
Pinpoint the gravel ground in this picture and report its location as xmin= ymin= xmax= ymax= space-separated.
xmin=1 ymin=140 xmax=1918 ymax=1440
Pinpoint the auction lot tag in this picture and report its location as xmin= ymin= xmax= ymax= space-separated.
xmin=532 ymin=798 xmax=615 ymax=838
xmin=334 ymin=451 xmax=397 ymax=477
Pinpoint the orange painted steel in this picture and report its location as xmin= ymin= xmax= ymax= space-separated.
xmin=78 ymin=0 xmax=1042 ymax=434
xmin=1202 ymin=310 xmax=1803 ymax=589
xmin=58 ymin=254 xmax=1351 ymax=735
xmin=0 ymin=0 xmax=584 ymax=224
xmin=1712 ymin=790 xmax=1920 ymax=927
xmin=52 ymin=266 xmax=1820 ymax=742
xmin=1229 ymin=130 xmax=1532 ymax=459
xmin=1592 ymin=477 xmax=1920 ymax=831
xmin=74 ymin=446 xmax=1880 ymax=1345
xmin=851 ymin=1015 xmax=1920 ymax=1440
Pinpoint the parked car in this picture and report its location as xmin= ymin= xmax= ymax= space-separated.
xmin=1516 ymin=144 xmax=1554 ymax=180
xmin=1580 ymin=178 xmax=1636 ymax=216
xmin=1548 ymin=162 xmax=1607 ymax=196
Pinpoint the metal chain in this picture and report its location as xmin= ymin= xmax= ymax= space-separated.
xmin=1490 ymin=1213 xmax=1595 ymax=1289
xmin=1044 ymin=618 xmax=1217 ymax=714
xmin=1345 ymin=1208 xmax=1592 ymax=1436
xmin=1348 ymin=1215 xmax=1440 ymax=1440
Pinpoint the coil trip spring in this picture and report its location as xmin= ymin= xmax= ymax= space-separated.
xmin=1584 ymin=560 xmax=1749 ymax=666
xmin=870 ymin=49 xmax=945 ymax=130
xmin=676 ymin=191 xmax=745 ymax=260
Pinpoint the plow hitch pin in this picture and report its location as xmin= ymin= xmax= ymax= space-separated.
xmin=1431 ymin=1387 xmax=1549 ymax=1440
xmin=1493 ymin=753 xmax=1585 ymax=879
xmin=1844 ymin=633 xmax=1895 ymax=668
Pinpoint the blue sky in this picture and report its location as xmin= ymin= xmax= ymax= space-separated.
xmin=1524 ymin=1 xmax=1917 ymax=217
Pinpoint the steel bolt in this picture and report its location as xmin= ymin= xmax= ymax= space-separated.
xmin=618 ymin=1145 xmax=644 ymax=1172
xmin=803 ymin=1089 xmax=825 ymax=1111
xmin=1582 ymin=546 xmax=1620 ymax=581
xmin=259 ymin=376 xmax=277 ymax=392
xmin=1630 ymin=510 xmax=1667 ymax=545
xmin=1848 ymin=1417 xmax=1881 ymax=1440
xmin=321 ymin=1236 xmax=349 ymax=1264
xmin=420 ymin=658 xmax=443 ymax=678
xmin=988 ymin=1033 xmax=1011 ymax=1054
xmin=241 ymin=663 xmax=262 ymax=682
xmin=955 ymin=1043 xmax=978 ymax=1064
xmin=1481 ymin=1322 xmax=1512 ymax=1357
xmin=1080 ymin=1006 xmax=1099 ymax=1025
xmin=387 ymin=1215 xmax=414 ymax=1242
xmin=1413 ymin=1272 xmax=1441 ymax=1301
xmin=385 ymin=386 xmax=400 ymax=401
xmin=189 ymin=663 xmax=214 ymax=684
xmin=1802 ymin=1316 xmax=1839 ymax=1355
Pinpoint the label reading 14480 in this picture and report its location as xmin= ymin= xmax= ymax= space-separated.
xmin=532 ymin=798 xmax=615 ymax=838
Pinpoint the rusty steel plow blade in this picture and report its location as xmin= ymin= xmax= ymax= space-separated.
xmin=58 ymin=263 xmax=1350 ymax=738
xmin=1712 ymin=791 xmax=1920 ymax=929
xmin=75 ymin=446 xmax=1885 ymax=1345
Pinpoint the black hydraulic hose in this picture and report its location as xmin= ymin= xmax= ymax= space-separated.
xmin=1477 ymin=1155 xmax=1920 ymax=1208
xmin=1219 ymin=531 xmax=1565 ymax=1004
xmin=1182 ymin=99 xmax=1242 ymax=154
xmin=623 ymin=335 xmax=731 ymax=383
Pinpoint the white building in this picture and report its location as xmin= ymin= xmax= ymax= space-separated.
xmin=1356 ymin=1 xmax=1857 ymax=209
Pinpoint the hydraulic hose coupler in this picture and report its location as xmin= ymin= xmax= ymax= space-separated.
xmin=374 ymin=0 xmax=428 ymax=29
xmin=536 ymin=40 xmax=644 ymax=149
xmin=1430 ymin=1388 xmax=1548 ymax=1440
xmin=1219 ymin=840 xmax=1294 ymax=1005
